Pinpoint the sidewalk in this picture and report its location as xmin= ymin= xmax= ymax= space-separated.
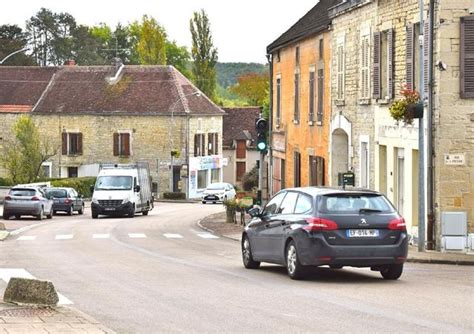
xmin=199 ymin=212 xmax=474 ymax=266
xmin=0 ymin=301 xmax=115 ymax=333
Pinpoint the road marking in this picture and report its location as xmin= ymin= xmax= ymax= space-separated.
xmin=93 ymin=234 xmax=110 ymax=239
xmin=55 ymin=234 xmax=73 ymax=240
xmin=128 ymin=233 xmax=147 ymax=238
xmin=17 ymin=236 xmax=36 ymax=241
xmin=163 ymin=233 xmax=183 ymax=239
xmin=0 ymin=268 xmax=73 ymax=305
xmin=197 ymin=233 xmax=219 ymax=239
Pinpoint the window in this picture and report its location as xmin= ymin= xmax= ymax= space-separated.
xmin=373 ymin=29 xmax=394 ymax=100
xmin=276 ymin=77 xmax=281 ymax=127
xmin=336 ymin=38 xmax=345 ymax=100
xmin=113 ymin=132 xmax=130 ymax=157
xmin=236 ymin=140 xmax=246 ymax=159
xmin=279 ymin=192 xmax=298 ymax=214
xmin=295 ymin=46 xmax=300 ymax=66
xmin=41 ymin=162 xmax=52 ymax=178
xmin=211 ymin=168 xmax=220 ymax=183
xmin=236 ymin=162 xmax=246 ymax=181
xmin=294 ymin=72 xmax=300 ymax=122
xmin=319 ymin=39 xmax=324 ymax=60
xmin=194 ymin=134 xmax=205 ymax=157
xmin=272 ymin=157 xmax=285 ymax=193
xmin=68 ymin=167 xmax=78 ymax=178
xmin=197 ymin=170 xmax=207 ymax=189
xmin=461 ymin=16 xmax=474 ymax=98
xmin=309 ymin=156 xmax=325 ymax=186
xmin=309 ymin=71 xmax=315 ymax=123
xmin=317 ymin=69 xmax=324 ymax=124
xmin=294 ymin=151 xmax=301 ymax=187
xmin=62 ymin=132 xmax=83 ymax=156
xmin=295 ymin=194 xmax=312 ymax=214
xmin=208 ymin=133 xmax=219 ymax=155
xmin=263 ymin=192 xmax=286 ymax=216
xmin=360 ymin=34 xmax=370 ymax=100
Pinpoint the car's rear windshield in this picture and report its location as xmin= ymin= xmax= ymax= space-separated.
xmin=318 ymin=193 xmax=395 ymax=213
xmin=46 ymin=189 xmax=67 ymax=198
xmin=10 ymin=189 xmax=36 ymax=197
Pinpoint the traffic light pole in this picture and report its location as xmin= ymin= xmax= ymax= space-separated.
xmin=258 ymin=151 xmax=264 ymax=206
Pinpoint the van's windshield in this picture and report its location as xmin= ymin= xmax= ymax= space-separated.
xmin=95 ymin=176 xmax=133 ymax=190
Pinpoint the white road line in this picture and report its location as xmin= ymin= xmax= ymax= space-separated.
xmin=163 ymin=233 xmax=183 ymax=239
xmin=55 ymin=234 xmax=73 ymax=240
xmin=0 ymin=268 xmax=73 ymax=305
xmin=128 ymin=233 xmax=147 ymax=238
xmin=92 ymin=234 xmax=110 ymax=239
xmin=197 ymin=233 xmax=219 ymax=239
xmin=17 ymin=236 xmax=36 ymax=241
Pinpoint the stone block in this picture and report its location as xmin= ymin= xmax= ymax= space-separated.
xmin=3 ymin=278 xmax=59 ymax=306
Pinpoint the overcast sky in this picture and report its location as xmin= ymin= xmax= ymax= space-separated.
xmin=1 ymin=0 xmax=320 ymax=63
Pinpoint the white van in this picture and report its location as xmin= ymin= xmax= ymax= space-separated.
xmin=91 ymin=162 xmax=153 ymax=218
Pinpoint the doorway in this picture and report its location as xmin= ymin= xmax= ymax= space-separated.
xmin=331 ymin=129 xmax=349 ymax=185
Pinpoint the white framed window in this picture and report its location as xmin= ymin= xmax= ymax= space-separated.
xmin=41 ymin=161 xmax=52 ymax=178
xmin=359 ymin=28 xmax=371 ymax=100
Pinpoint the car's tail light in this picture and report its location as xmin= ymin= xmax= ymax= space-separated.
xmin=304 ymin=217 xmax=338 ymax=231
xmin=4 ymin=195 xmax=11 ymax=200
xmin=388 ymin=218 xmax=406 ymax=231
xmin=31 ymin=196 xmax=40 ymax=201
xmin=64 ymin=199 xmax=72 ymax=204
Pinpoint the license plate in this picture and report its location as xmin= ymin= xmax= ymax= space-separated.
xmin=54 ymin=199 xmax=60 ymax=203
xmin=346 ymin=229 xmax=379 ymax=238
xmin=104 ymin=207 xmax=116 ymax=211
xmin=208 ymin=196 xmax=217 ymax=199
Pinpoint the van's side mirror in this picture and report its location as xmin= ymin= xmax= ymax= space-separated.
xmin=134 ymin=185 xmax=141 ymax=193
xmin=90 ymin=185 xmax=94 ymax=193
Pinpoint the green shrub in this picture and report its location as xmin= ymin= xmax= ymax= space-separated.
xmin=163 ymin=192 xmax=186 ymax=200
xmin=50 ymin=177 xmax=96 ymax=198
xmin=0 ymin=177 xmax=13 ymax=186
xmin=242 ymin=165 xmax=258 ymax=191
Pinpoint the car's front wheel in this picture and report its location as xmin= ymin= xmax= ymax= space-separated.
xmin=286 ymin=240 xmax=306 ymax=280
xmin=91 ymin=210 xmax=98 ymax=219
xmin=380 ymin=264 xmax=403 ymax=280
xmin=242 ymin=235 xmax=260 ymax=269
xmin=78 ymin=205 xmax=84 ymax=215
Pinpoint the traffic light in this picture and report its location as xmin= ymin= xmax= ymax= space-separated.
xmin=255 ymin=117 xmax=268 ymax=152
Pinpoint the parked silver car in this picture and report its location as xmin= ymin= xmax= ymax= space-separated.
xmin=2 ymin=186 xmax=53 ymax=220
xmin=201 ymin=182 xmax=236 ymax=204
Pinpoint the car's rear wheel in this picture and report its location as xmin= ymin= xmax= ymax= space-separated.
xmin=46 ymin=210 xmax=53 ymax=219
xmin=242 ymin=235 xmax=260 ymax=269
xmin=67 ymin=206 xmax=73 ymax=216
xmin=380 ymin=264 xmax=404 ymax=280
xmin=202 ymin=201 xmax=206 ymax=204
xmin=142 ymin=210 xmax=149 ymax=216
xmin=15 ymin=215 xmax=21 ymax=220
xmin=3 ymin=212 xmax=10 ymax=220
xmin=78 ymin=205 xmax=84 ymax=215
xmin=36 ymin=208 xmax=44 ymax=221
xmin=286 ymin=240 xmax=306 ymax=280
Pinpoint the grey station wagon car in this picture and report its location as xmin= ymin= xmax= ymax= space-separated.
xmin=2 ymin=186 xmax=53 ymax=220
xmin=242 ymin=187 xmax=408 ymax=280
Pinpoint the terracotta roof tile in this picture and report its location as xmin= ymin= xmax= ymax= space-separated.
xmin=222 ymin=107 xmax=261 ymax=148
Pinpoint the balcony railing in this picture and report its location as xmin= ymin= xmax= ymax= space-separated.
xmin=328 ymin=0 xmax=373 ymax=18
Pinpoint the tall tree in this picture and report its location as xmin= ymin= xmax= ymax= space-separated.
xmin=190 ymin=9 xmax=218 ymax=100
xmin=71 ymin=25 xmax=107 ymax=65
xmin=166 ymin=40 xmax=191 ymax=78
xmin=1 ymin=116 xmax=57 ymax=184
xmin=230 ymin=72 xmax=269 ymax=106
xmin=0 ymin=24 xmax=35 ymax=65
xmin=130 ymin=15 xmax=167 ymax=65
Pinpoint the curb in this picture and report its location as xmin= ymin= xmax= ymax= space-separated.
xmin=0 ymin=230 xmax=9 ymax=241
xmin=197 ymin=219 xmax=241 ymax=242
xmin=406 ymin=257 xmax=474 ymax=266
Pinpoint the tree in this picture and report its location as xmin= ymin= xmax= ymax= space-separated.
xmin=190 ymin=9 xmax=218 ymax=100
xmin=71 ymin=25 xmax=106 ymax=65
xmin=0 ymin=24 xmax=35 ymax=65
xmin=166 ymin=40 xmax=191 ymax=78
xmin=130 ymin=15 xmax=167 ymax=65
xmin=1 ymin=116 xmax=57 ymax=184
xmin=230 ymin=72 xmax=269 ymax=106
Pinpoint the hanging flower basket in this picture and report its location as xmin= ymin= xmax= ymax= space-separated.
xmin=389 ymin=85 xmax=422 ymax=125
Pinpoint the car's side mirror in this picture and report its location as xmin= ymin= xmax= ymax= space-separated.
xmin=134 ymin=185 xmax=141 ymax=193
xmin=248 ymin=207 xmax=262 ymax=218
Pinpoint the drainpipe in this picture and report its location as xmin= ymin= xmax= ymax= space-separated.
xmin=418 ymin=0 xmax=426 ymax=252
xmin=266 ymin=53 xmax=273 ymax=198
xmin=427 ymin=0 xmax=435 ymax=250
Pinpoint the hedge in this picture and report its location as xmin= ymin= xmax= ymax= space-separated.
xmin=50 ymin=177 xmax=96 ymax=198
xmin=163 ymin=192 xmax=186 ymax=200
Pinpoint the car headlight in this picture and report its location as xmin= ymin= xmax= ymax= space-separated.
xmin=92 ymin=198 xmax=99 ymax=204
xmin=122 ymin=198 xmax=130 ymax=204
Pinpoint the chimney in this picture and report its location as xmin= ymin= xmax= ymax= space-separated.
xmin=64 ymin=59 xmax=76 ymax=66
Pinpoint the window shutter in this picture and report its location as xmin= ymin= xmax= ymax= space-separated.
xmin=309 ymin=71 xmax=315 ymax=122
xmin=294 ymin=73 xmax=299 ymax=121
xmin=461 ymin=16 xmax=474 ymax=98
xmin=276 ymin=78 xmax=281 ymax=126
xmin=77 ymin=133 xmax=83 ymax=155
xmin=113 ymin=133 xmax=119 ymax=156
xmin=62 ymin=132 xmax=67 ymax=155
xmin=373 ymin=32 xmax=381 ymax=99
xmin=317 ymin=69 xmax=324 ymax=123
xmin=194 ymin=134 xmax=198 ymax=156
xmin=406 ymin=24 xmax=415 ymax=90
xmin=424 ymin=20 xmax=430 ymax=97
xmin=123 ymin=133 xmax=130 ymax=156
xmin=215 ymin=133 xmax=218 ymax=155
xmin=201 ymin=134 xmax=205 ymax=156
xmin=387 ymin=29 xmax=395 ymax=99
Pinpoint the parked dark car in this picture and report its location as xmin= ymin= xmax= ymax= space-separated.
xmin=45 ymin=187 xmax=84 ymax=215
xmin=241 ymin=187 xmax=408 ymax=280
xmin=3 ymin=186 xmax=53 ymax=220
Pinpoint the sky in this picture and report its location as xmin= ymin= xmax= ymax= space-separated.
xmin=0 ymin=0 xmax=320 ymax=64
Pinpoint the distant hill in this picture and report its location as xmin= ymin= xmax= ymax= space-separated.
xmin=216 ymin=62 xmax=267 ymax=88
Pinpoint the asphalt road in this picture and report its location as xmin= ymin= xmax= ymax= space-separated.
xmin=0 ymin=203 xmax=473 ymax=333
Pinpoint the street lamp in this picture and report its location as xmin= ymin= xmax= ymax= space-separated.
xmin=168 ymin=90 xmax=201 ymax=194
xmin=0 ymin=47 xmax=29 ymax=65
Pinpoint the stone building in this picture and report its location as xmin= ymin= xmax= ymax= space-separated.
xmin=267 ymin=0 xmax=338 ymax=194
xmin=222 ymin=107 xmax=260 ymax=187
xmin=0 ymin=65 xmax=225 ymax=199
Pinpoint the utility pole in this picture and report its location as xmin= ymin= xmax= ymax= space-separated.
xmin=418 ymin=0 xmax=425 ymax=252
